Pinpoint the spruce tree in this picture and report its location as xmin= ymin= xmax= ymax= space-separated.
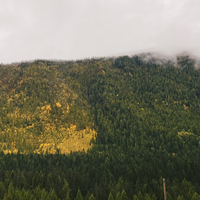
xmin=0 ymin=182 xmax=5 ymax=200
xmin=108 ymin=192 xmax=114 ymax=200
xmin=75 ymin=189 xmax=83 ymax=200
xmin=89 ymin=193 xmax=95 ymax=200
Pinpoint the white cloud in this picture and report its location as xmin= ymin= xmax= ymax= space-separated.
xmin=0 ymin=0 xmax=199 ymax=63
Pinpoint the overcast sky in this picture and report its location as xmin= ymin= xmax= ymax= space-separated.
xmin=0 ymin=0 xmax=200 ymax=64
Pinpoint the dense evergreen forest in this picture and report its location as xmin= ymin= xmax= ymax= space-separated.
xmin=0 ymin=53 xmax=200 ymax=200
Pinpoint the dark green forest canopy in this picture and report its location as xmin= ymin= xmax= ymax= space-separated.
xmin=0 ymin=54 xmax=200 ymax=200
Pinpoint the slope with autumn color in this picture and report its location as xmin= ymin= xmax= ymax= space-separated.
xmin=0 ymin=61 xmax=97 ymax=154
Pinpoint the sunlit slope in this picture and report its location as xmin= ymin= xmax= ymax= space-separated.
xmin=0 ymin=62 xmax=96 ymax=154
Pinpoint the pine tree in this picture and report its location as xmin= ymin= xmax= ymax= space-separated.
xmin=84 ymin=191 xmax=90 ymax=200
xmin=192 ymin=193 xmax=200 ymax=200
xmin=133 ymin=195 xmax=139 ymax=200
xmin=32 ymin=185 xmax=42 ymax=200
xmin=177 ymin=195 xmax=185 ymax=200
xmin=0 ymin=182 xmax=6 ymax=200
xmin=20 ymin=188 xmax=35 ymax=200
xmin=75 ymin=189 xmax=83 ymax=200
xmin=48 ymin=189 xmax=58 ymax=200
xmin=138 ymin=192 xmax=143 ymax=200
xmin=89 ymin=193 xmax=95 ymax=200
xmin=116 ymin=192 xmax=121 ymax=200
xmin=144 ymin=194 xmax=151 ymax=200
xmin=108 ymin=192 xmax=114 ymax=200
xmin=116 ymin=177 xmax=124 ymax=193
xmin=40 ymin=188 xmax=48 ymax=200
xmin=121 ymin=190 xmax=129 ymax=200
xmin=3 ymin=182 xmax=19 ymax=200
xmin=60 ymin=179 xmax=70 ymax=200
xmin=151 ymin=194 xmax=157 ymax=200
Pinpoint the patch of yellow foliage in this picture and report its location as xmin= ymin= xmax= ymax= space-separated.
xmin=183 ymin=104 xmax=188 ymax=109
xmin=0 ymin=66 xmax=94 ymax=155
xmin=178 ymin=131 xmax=196 ymax=138
xmin=129 ymin=72 xmax=133 ymax=77
xmin=41 ymin=106 xmax=46 ymax=110
xmin=41 ymin=104 xmax=51 ymax=111
xmin=46 ymin=104 xmax=51 ymax=110
xmin=56 ymin=102 xmax=62 ymax=107
xmin=34 ymin=126 xmax=97 ymax=154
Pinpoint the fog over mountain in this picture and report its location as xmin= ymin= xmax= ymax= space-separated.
xmin=0 ymin=0 xmax=200 ymax=64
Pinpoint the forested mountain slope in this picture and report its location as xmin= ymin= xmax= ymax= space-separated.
xmin=0 ymin=54 xmax=200 ymax=200
xmin=0 ymin=61 xmax=96 ymax=154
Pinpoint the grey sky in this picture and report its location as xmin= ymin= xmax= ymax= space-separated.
xmin=0 ymin=0 xmax=200 ymax=64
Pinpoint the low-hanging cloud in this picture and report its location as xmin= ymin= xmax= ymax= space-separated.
xmin=0 ymin=0 xmax=200 ymax=64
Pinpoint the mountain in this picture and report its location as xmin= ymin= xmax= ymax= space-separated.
xmin=0 ymin=54 xmax=200 ymax=200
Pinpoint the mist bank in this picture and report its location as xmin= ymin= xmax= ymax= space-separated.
xmin=2 ymin=51 xmax=200 ymax=69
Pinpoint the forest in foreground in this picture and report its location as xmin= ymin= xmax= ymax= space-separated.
xmin=0 ymin=53 xmax=200 ymax=200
